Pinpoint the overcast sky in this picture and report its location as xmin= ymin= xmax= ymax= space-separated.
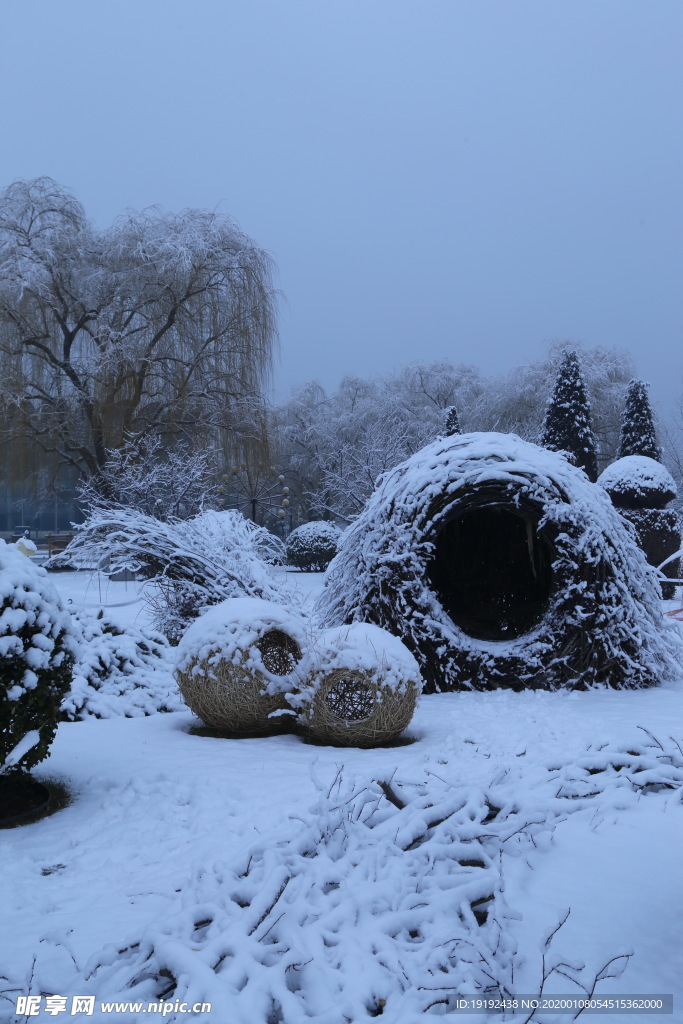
xmin=1 ymin=1 xmax=681 ymax=414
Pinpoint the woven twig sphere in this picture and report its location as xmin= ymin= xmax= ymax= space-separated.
xmin=175 ymin=598 xmax=307 ymax=734
xmin=295 ymin=624 xmax=422 ymax=747
xmin=177 ymin=649 xmax=296 ymax=733
xmin=301 ymin=668 xmax=418 ymax=747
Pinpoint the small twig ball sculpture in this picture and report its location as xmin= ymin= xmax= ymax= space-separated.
xmin=293 ymin=623 xmax=422 ymax=747
xmin=599 ymin=455 xmax=680 ymax=599
xmin=175 ymin=598 xmax=307 ymax=734
xmin=317 ymin=432 xmax=682 ymax=693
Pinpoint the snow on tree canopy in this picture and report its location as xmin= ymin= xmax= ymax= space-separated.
xmin=540 ymin=350 xmax=598 ymax=481
xmin=617 ymin=379 xmax=662 ymax=462
xmin=0 ymin=539 xmax=76 ymax=771
xmin=598 ymin=455 xmax=677 ymax=510
xmin=317 ymin=432 xmax=682 ymax=693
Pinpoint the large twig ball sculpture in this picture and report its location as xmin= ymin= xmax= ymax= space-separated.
xmin=175 ymin=598 xmax=307 ymax=733
xmin=292 ymin=624 xmax=422 ymax=747
xmin=317 ymin=433 xmax=682 ymax=693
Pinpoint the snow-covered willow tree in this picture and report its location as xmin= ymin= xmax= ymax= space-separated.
xmin=0 ymin=177 xmax=278 ymax=490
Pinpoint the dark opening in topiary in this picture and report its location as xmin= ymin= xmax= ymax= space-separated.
xmin=427 ymin=501 xmax=555 ymax=641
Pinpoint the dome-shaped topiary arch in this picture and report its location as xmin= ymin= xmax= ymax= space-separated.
xmin=317 ymin=433 xmax=682 ymax=693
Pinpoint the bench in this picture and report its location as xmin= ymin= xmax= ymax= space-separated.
xmin=45 ymin=532 xmax=75 ymax=558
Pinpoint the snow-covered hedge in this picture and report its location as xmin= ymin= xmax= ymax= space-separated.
xmin=599 ymin=457 xmax=681 ymax=598
xmin=598 ymin=455 xmax=677 ymax=509
xmin=285 ymin=521 xmax=341 ymax=571
xmin=317 ymin=432 xmax=682 ymax=693
xmin=61 ymin=608 xmax=181 ymax=721
xmin=62 ymin=508 xmax=290 ymax=642
xmin=0 ymin=540 xmax=75 ymax=772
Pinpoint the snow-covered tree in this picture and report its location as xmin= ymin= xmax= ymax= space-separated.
xmin=276 ymin=364 xmax=484 ymax=522
xmin=617 ymin=379 xmax=662 ymax=461
xmin=443 ymin=405 xmax=461 ymax=436
xmin=0 ymin=177 xmax=277 ymax=491
xmin=77 ymin=435 xmax=220 ymax=520
xmin=540 ymin=351 xmax=598 ymax=481
xmin=275 ymin=350 xmax=633 ymax=522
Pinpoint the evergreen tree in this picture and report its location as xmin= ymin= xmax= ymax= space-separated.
xmin=443 ymin=405 xmax=461 ymax=436
xmin=540 ymin=351 xmax=598 ymax=481
xmin=617 ymin=379 xmax=662 ymax=461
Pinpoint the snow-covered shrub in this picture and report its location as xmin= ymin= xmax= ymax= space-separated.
xmin=291 ymin=623 xmax=422 ymax=747
xmin=61 ymin=608 xmax=181 ymax=721
xmin=0 ymin=540 xmax=75 ymax=773
xmin=598 ymin=455 xmax=677 ymax=510
xmin=285 ymin=521 xmax=341 ymax=571
xmin=77 ymin=435 xmax=221 ymax=521
xmin=318 ymin=432 xmax=683 ymax=693
xmin=61 ymin=508 xmax=290 ymax=642
xmin=175 ymin=598 xmax=308 ymax=733
xmin=599 ymin=456 xmax=680 ymax=598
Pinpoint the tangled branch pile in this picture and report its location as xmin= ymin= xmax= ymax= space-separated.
xmin=24 ymin=731 xmax=682 ymax=1021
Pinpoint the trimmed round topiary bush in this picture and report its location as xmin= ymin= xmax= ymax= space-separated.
xmin=598 ymin=456 xmax=680 ymax=598
xmin=598 ymin=455 xmax=677 ymax=510
xmin=0 ymin=540 xmax=75 ymax=775
xmin=285 ymin=521 xmax=341 ymax=572
xmin=292 ymin=623 xmax=422 ymax=747
xmin=175 ymin=597 xmax=308 ymax=734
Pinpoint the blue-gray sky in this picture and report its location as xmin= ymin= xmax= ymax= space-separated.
xmin=1 ymin=1 xmax=681 ymax=412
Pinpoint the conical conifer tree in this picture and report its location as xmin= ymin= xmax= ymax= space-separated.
xmin=617 ymin=379 xmax=662 ymax=461
xmin=443 ymin=405 xmax=461 ymax=436
xmin=540 ymin=351 xmax=598 ymax=481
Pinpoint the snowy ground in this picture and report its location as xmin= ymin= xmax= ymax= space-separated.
xmin=2 ymin=571 xmax=683 ymax=1022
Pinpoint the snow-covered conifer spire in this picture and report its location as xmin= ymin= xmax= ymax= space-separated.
xmin=443 ymin=405 xmax=461 ymax=437
xmin=540 ymin=351 xmax=598 ymax=482
xmin=617 ymin=379 xmax=662 ymax=462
